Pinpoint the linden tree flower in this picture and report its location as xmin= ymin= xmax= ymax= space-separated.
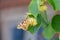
xmin=17 ymin=17 xmax=37 ymax=30
xmin=17 ymin=18 xmax=30 ymax=30
xmin=39 ymin=5 xmax=47 ymax=11
xmin=28 ymin=18 xmax=37 ymax=26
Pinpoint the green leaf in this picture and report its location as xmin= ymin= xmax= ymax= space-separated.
xmin=42 ymin=23 xmax=55 ymax=40
xmin=51 ymin=14 xmax=60 ymax=32
xmin=27 ymin=14 xmax=41 ymax=34
xmin=41 ymin=17 xmax=48 ymax=28
xmin=28 ymin=0 xmax=40 ymax=17
xmin=48 ymin=0 xmax=60 ymax=10
xmin=40 ymin=11 xmax=48 ymax=26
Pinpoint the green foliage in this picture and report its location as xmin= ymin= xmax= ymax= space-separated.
xmin=28 ymin=0 xmax=60 ymax=34
xmin=28 ymin=0 xmax=40 ymax=17
xmin=42 ymin=23 xmax=55 ymax=40
xmin=51 ymin=15 xmax=60 ymax=32
xmin=40 ymin=11 xmax=48 ymax=24
xmin=18 ymin=0 xmax=60 ymax=39
xmin=48 ymin=0 xmax=60 ymax=10
xmin=27 ymin=0 xmax=60 ymax=39
xmin=39 ymin=12 xmax=48 ymax=28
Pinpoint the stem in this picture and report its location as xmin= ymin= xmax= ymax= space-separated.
xmin=59 ymin=34 xmax=60 ymax=40
xmin=40 ymin=11 xmax=48 ymax=28
xmin=40 ymin=11 xmax=48 ymax=23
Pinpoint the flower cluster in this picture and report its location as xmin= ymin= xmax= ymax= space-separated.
xmin=39 ymin=0 xmax=47 ymax=11
xmin=39 ymin=5 xmax=47 ymax=11
xmin=17 ymin=17 xmax=37 ymax=30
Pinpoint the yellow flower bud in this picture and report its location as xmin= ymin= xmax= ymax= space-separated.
xmin=28 ymin=18 xmax=37 ymax=26
xmin=39 ymin=5 xmax=47 ymax=11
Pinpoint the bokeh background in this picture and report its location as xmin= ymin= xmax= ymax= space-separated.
xmin=0 ymin=0 xmax=59 ymax=40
